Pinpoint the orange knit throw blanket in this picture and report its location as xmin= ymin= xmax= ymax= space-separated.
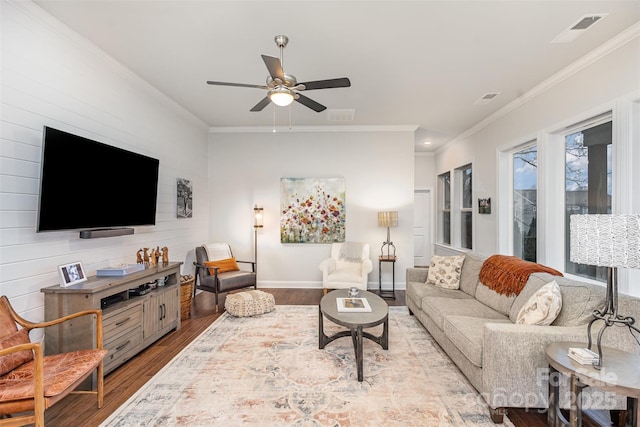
xmin=479 ymin=255 xmax=563 ymax=296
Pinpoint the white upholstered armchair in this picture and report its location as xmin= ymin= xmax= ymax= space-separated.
xmin=318 ymin=242 xmax=373 ymax=294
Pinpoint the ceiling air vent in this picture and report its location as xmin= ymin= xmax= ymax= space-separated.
xmin=474 ymin=93 xmax=500 ymax=105
xmin=551 ymin=14 xmax=608 ymax=44
xmin=327 ymin=109 xmax=355 ymax=121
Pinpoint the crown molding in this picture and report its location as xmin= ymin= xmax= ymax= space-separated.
xmin=9 ymin=0 xmax=209 ymax=131
xmin=208 ymin=125 xmax=419 ymax=134
xmin=437 ymin=22 xmax=640 ymax=155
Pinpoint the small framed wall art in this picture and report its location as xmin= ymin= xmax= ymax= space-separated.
xmin=478 ymin=198 xmax=491 ymax=214
xmin=177 ymin=178 xmax=193 ymax=218
xmin=57 ymin=261 xmax=87 ymax=287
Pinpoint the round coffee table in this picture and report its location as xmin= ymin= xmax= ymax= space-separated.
xmin=318 ymin=289 xmax=389 ymax=382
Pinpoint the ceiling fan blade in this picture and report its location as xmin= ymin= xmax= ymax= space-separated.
xmin=250 ymin=96 xmax=272 ymax=112
xmin=207 ymin=81 xmax=268 ymax=89
xmin=261 ymin=55 xmax=285 ymax=81
xmin=295 ymin=94 xmax=326 ymax=112
xmin=298 ymin=78 xmax=351 ymax=91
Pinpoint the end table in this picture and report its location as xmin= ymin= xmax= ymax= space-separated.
xmin=545 ymin=341 xmax=640 ymax=427
xmin=378 ymin=255 xmax=396 ymax=299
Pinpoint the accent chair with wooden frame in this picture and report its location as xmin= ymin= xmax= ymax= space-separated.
xmin=0 ymin=295 xmax=107 ymax=427
xmin=193 ymin=243 xmax=257 ymax=311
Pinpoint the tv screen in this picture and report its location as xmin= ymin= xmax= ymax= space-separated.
xmin=37 ymin=126 xmax=159 ymax=232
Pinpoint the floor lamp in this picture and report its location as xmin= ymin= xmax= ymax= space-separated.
xmin=570 ymin=214 xmax=640 ymax=368
xmin=254 ymin=205 xmax=263 ymax=274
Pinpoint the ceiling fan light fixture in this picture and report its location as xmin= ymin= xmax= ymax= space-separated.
xmin=269 ymin=88 xmax=294 ymax=107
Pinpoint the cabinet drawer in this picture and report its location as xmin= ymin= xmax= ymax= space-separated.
xmin=103 ymin=302 xmax=143 ymax=337
xmin=104 ymin=325 xmax=142 ymax=373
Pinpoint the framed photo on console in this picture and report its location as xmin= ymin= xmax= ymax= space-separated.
xmin=57 ymin=261 xmax=87 ymax=287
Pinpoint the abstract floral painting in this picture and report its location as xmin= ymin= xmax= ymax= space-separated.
xmin=280 ymin=177 xmax=345 ymax=243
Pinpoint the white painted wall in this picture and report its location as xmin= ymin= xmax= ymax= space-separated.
xmin=434 ymin=31 xmax=640 ymax=296
xmin=0 ymin=1 xmax=210 ymax=319
xmin=207 ymin=129 xmax=415 ymax=289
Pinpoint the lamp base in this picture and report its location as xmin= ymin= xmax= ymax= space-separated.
xmin=381 ymin=241 xmax=396 ymax=258
xmin=587 ymin=267 xmax=640 ymax=368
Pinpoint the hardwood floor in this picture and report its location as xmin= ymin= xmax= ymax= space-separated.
xmin=44 ymin=289 xmax=612 ymax=426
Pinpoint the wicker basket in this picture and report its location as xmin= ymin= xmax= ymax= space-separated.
xmin=179 ymin=276 xmax=194 ymax=320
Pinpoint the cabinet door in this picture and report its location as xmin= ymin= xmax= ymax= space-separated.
xmin=161 ymin=287 xmax=179 ymax=328
xmin=143 ymin=286 xmax=179 ymax=344
xmin=143 ymin=293 xmax=162 ymax=340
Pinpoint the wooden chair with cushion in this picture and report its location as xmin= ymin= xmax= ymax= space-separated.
xmin=0 ymin=295 xmax=107 ymax=427
xmin=193 ymin=243 xmax=257 ymax=311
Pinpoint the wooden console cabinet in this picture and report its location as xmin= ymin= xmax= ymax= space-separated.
xmin=41 ymin=262 xmax=182 ymax=386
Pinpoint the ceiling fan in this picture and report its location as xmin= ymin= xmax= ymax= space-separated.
xmin=206 ymin=35 xmax=351 ymax=113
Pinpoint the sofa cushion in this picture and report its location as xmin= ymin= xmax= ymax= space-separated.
xmin=475 ymin=282 xmax=516 ymax=317
xmin=551 ymin=276 xmax=607 ymax=326
xmin=427 ymin=255 xmax=465 ymax=289
xmin=516 ymin=281 xmax=562 ymax=325
xmin=443 ymin=316 xmax=511 ymax=367
xmin=0 ymin=329 xmax=33 ymax=376
xmin=407 ymin=282 xmax=474 ymax=302
xmin=422 ymin=297 xmax=507 ymax=331
xmin=459 ymin=252 xmax=486 ymax=296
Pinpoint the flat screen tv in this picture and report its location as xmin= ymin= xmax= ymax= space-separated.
xmin=37 ymin=126 xmax=159 ymax=234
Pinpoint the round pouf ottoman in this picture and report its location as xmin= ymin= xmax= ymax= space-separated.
xmin=225 ymin=290 xmax=275 ymax=317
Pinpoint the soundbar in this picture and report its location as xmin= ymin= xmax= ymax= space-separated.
xmin=79 ymin=228 xmax=134 ymax=239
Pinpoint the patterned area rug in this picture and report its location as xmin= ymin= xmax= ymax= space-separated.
xmin=100 ymin=306 xmax=513 ymax=426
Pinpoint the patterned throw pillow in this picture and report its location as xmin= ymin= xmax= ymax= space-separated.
xmin=205 ymin=258 xmax=240 ymax=275
xmin=516 ymin=281 xmax=562 ymax=325
xmin=426 ymin=255 xmax=465 ymax=289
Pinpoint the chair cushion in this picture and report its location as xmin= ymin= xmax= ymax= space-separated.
xmin=205 ymin=258 xmax=240 ymax=274
xmin=225 ymin=290 xmax=275 ymax=317
xmin=421 ymin=297 xmax=508 ymax=331
xmin=217 ymin=271 xmax=256 ymax=292
xmin=327 ymin=262 xmax=363 ymax=284
xmin=0 ymin=349 xmax=107 ymax=401
xmin=0 ymin=330 xmax=33 ymax=376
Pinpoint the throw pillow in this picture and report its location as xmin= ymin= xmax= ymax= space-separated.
xmin=205 ymin=258 xmax=240 ymax=275
xmin=426 ymin=255 xmax=465 ymax=289
xmin=516 ymin=281 xmax=562 ymax=326
xmin=0 ymin=329 xmax=33 ymax=376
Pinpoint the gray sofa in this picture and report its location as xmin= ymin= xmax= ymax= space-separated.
xmin=406 ymin=252 xmax=640 ymax=423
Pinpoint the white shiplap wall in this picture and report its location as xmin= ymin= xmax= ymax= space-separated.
xmin=0 ymin=1 xmax=210 ymax=320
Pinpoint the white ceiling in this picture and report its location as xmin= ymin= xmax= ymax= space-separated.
xmin=33 ymin=1 xmax=640 ymax=152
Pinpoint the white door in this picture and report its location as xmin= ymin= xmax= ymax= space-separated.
xmin=414 ymin=190 xmax=431 ymax=267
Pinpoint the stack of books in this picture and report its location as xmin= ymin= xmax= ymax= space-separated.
xmin=568 ymin=347 xmax=600 ymax=365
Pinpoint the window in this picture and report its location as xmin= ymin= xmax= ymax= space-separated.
xmin=565 ymin=120 xmax=612 ymax=281
xmin=457 ymin=165 xmax=472 ymax=249
xmin=438 ymin=172 xmax=451 ymax=245
xmin=513 ymin=143 xmax=537 ymax=261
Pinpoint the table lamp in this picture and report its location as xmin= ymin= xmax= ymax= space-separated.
xmin=570 ymin=214 xmax=640 ymax=367
xmin=378 ymin=211 xmax=398 ymax=258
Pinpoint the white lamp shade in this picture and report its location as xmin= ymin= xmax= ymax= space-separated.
xmin=378 ymin=211 xmax=398 ymax=228
xmin=570 ymin=214 xmax=640 ymax=268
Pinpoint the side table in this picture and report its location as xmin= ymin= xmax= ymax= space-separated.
xmin=545 ymin=341 xmax=640 ymax=427
xmin=378 ymin=255 xmax=396 ymax=299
